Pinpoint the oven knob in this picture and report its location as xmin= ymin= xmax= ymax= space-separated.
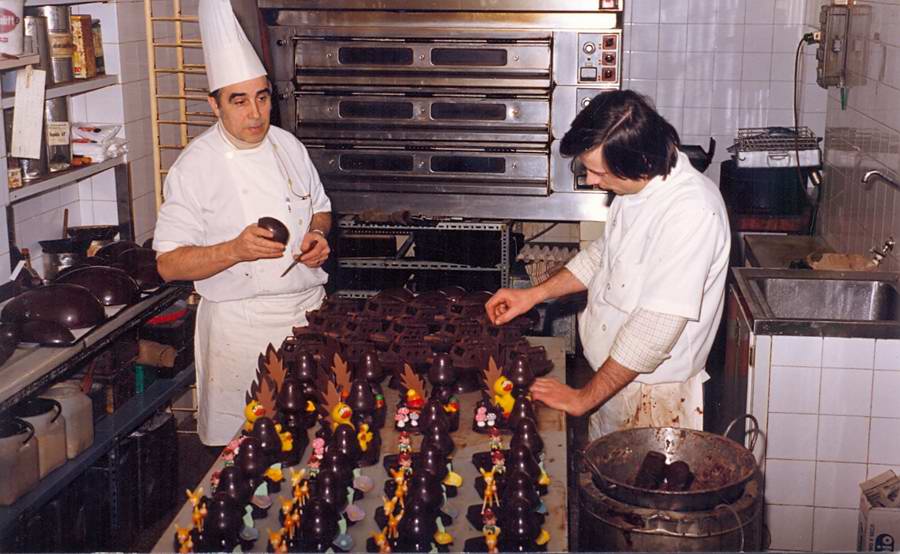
xmin=582 ymin=42 xmax=596 ymax=55
xmin=581 ymin=97 xmax=592 ymax=108
xmin=276 ymin=39 xmax=287 ymax=47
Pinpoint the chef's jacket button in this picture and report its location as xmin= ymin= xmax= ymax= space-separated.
xmin=606 ymin=283 xmax=611 ymax=290
xmin=601 ymin=324 xmax=607 ymax=331
xmin=245 ymin=273 xmax=250 ymax=277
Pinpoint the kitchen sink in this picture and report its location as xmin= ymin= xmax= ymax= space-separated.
xmin=732 ymin=268 xmax=900 ymax=339
xmin=753 ymin=277 xmax=900 ymax=321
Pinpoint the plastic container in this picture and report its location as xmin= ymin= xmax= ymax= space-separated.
xmin=12 ymin=397 xmax=67 ymax=478
xmin=41 ymin=380 xmax=94 ymax=459
xmin=0 ymin=417 xmax=39 ymax=505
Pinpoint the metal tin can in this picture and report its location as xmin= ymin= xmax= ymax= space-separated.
xmin=91 ymin=19 xmax=104 ymax=75
xmin=26 ymin=5 xmax=73 ymax=84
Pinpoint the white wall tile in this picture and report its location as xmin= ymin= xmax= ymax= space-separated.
xmin=768 ymin=504 xmax=814 ymax=551
xmin=812 ymin=507 xmax=859 ymax=552
xmin=743 ymin=24 xmax=774 ymax=53
xmin=820 ymin=368 xmax=873 ymax=417
xmin=713 ymin=24 xmax=745 ymax=52
xmin=772 ymin=25 xmax=806 ymax=52
xmin=629 ymin=23 xmax=660 ymax=52
xmin=715 ymin=0 xmax=745 ymax=24
xmin=709 ymin=107 xmax=739 ymax=134
xmin=870 ymin=418 xmax=900 ymax=465
xmin=772 ymin=335 xmax=823 ymax=367
xmin=872 ymin=372 xmax=900 ymax=418
xmin=770 ymin=365 xmax=820 ymax=414
xmin=742 ymin=53 xmax=773 ymax=81
xmin=688 ymin=0 xmax=717 ymax=24
xmin=629 ymin=51 xmax=659 ymax=79
xmin=769 ymin=413 xmax=818 ymax=460
xmin=685 ymin=53 xmax=715 ymax=79
xmin=712 ymin=80 xmax=741 ymax=109
xmin=817 ymin=415 xmax=870 ymax=463
xmin=92 ymin=201 xmax=119 ymax=224
xmin=687 ymin=24 xmax=716 ymax=51
xmin=659 ymin=24 xmax=687 ymax=52
xmin=774 ymin=0 xmax=807 ymax=25
xmin=660 ymin=0 xmax=689 ymax=23
xmin=657 ymin=53 xmax=687 ymax=80
xmin=822 ymin=337 xmax=876 ymax=369
xmin=771 ymin=52 xmax=796 ymax=81
xmin=682 ymin=107 xmax=712 ymax=135
xmin=626 ymin=79 xmax=657 ymax=102
xmin=0 ymin=252 xmax=10 ymax=282
xmin=714 ymin=52 xmax=743 ymax=80
xmin=632 ymin=0 xmax=661 ymax=23
xmin=91 ymin=170 xmax=118 ymax=202
xmin=765 ymin=459 xmax=815 ymax=505
xmin=874 ymin=339 xmax=900 ymax=371
xmin=814 ymin=462 xmax=867 ymax=508
xmin=751 ymin=335 xmax=772 ymax=433
xmin=745 ymin=0 xmax=775 ymax=24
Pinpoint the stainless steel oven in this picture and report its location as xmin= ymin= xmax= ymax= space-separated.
xmin=260 ymin=0 xmax=623 ymax=221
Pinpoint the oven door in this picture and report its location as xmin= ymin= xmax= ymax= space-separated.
xmin=294 ymin=37 xmax=552 ymax=88
xmin=295 ymin=90 xmax=550 ymax=144
xmin=306 ymin=143 xmax=549 ymax=196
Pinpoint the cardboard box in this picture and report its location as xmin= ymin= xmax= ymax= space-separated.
xmin=858 ymin=471 xmax=900 ymax=551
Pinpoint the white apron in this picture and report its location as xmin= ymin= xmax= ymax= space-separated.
xmin=588 ymin=372 xmax=705 ymax=441
xmin=194 ymin=291 xmax=323 ymax=445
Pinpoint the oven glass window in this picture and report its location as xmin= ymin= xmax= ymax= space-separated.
xmin=339 ymin=101 xmax=415 ymax=120
xmin=431 ymin=48 xmax=508 ymax=67
xmin=340 ymin=154 xmax=415 ymax=172
xmin=338 ymin=47 xmax=414 ymax=66
xmin=431 ymin=156 xmax=506 ymax=174
xmin=431 ymin=103 xmax=507 ymax=121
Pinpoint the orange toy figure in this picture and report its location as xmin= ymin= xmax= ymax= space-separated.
xmin=389 ymin=467 xmax=409 ymax=508
xmin=268 ymin=528 xmax=288 ymax=554
xmin=357 ymin=422 xmax=373 ymax=451
xmin=482 ymin=508 xmax=500 ymax=554
xmin=386 ymin=507 xmax=404 ymax=540
xmin=186 ymin=487 xmax=205 ymax=532
xmin=480 ymin=467 xmax=499 ymax=513
xmin=291 ymin=469 xmax=309 ymax=506
xmin=175 ymin=526 xmax=193 ymax=554
xmin=372 ymin=527 xmax=392 ymax=553
xmin=243 ymin=400 xmax=266 ymax=432
xmin=280 ymin=497 xmax=301 ymax=540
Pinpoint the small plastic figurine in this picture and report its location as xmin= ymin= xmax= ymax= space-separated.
xmin=480 ymin=467 xmax=499 ymax=514
xmin=268 ymin=528 xmax=288 ymax=553
xmin=482 ymin=509 xmax=500 ymax=554
xmin=372 ymin=527 xmax=392 ymax=553
xmin=390 ymin=467 xmax=409 ymax=508
xmin=386 ymin=507 xmax=404 ymax=540
xmin=175 ymin=526 xmax=193 ymax=554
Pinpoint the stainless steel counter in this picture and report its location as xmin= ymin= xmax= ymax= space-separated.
xmin=154 ymin=336 xmax=568 ymax=552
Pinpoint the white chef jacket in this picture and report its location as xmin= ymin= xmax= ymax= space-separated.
xmin=566 ymin=151 xmax=731 ymax=385
xmin=153 ymin=122 xmax=331 ymax=302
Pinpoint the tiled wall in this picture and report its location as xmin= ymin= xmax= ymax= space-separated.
xmin=624 ymin=0 xmax=827 ymax=184
xmin=812 ymin=0 xmax=900 ymax=268
xmin=750 ymin=334 xmax=900 ymax=551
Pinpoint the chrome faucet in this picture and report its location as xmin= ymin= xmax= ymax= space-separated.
xmin=871 ymin=237 xmax=895 ymax=266
xmin=862 ymin=170 xmax=900 ymax=190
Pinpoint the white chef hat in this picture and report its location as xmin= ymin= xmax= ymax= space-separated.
xmin=199 ymin=0 xmax=266 ymax=93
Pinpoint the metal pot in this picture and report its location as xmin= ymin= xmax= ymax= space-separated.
xmin=0 ymin=418 xmax=39 ymax=506
xmin=39 ymin=238 xmax=90 ymax=280
xmin=580 ymin=417 xmax=759 ymax=512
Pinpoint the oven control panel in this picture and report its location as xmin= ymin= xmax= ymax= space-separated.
xmin=577 ymin=32 xmax=621 ymax=86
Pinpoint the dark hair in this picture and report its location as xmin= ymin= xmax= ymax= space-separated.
xmin=208 ymin=89 xmax=222 ymax=103
xmin=560 ymin=90 xmax=680 ymax=181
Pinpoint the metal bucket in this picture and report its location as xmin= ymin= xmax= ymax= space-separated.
xmin=579 ymin=469 xmax=763 ymax=552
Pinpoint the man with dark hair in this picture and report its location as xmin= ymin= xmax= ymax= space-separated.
xmin=153 ymin=0 xmax=331 ymax=445
xmin=486 ymin=90 xmax=730 ymax=439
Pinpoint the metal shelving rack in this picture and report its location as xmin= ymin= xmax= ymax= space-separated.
xmin=335 ymin=216 xmax=512 ymax=295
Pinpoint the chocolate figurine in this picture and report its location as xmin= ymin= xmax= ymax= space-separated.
xmin=427 ymin=354 xmax=461 ymax=431
xmin=472 ymin=357 xmax=515 ymax=434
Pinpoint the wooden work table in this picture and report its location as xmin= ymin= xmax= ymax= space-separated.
xmin=154 ymin=336 xmax=568 ymax=552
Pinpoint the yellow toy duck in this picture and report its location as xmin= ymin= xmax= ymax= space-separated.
xmin=243 ymin=400 xmax=266 ymax=432
xmin=330 ymin=402 xmax=354 ymax=431
xmin=492 ymin=376 xmax=515 ymax=417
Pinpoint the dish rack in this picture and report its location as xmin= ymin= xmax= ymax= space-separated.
xmin=728 ymin=127 xmax=822 ymax=168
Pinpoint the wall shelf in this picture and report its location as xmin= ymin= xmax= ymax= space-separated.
xmin=0 ymin=55 xmax=41 ymax=72
xmin=1 ymin=74 xmax=119 ymax=109
xmin=0 ymin=285 xmax=185 ymax=412
xmin=8 ymin=155 xmax=125 ymax=204
xmin=0 ymin=363 xmax=195 ymax=538
xmin=24 ymin=0 xmax=109 ymax=5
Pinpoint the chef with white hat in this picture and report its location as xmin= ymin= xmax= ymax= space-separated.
xmin=153 ymin=0 xmax=332 ymax=445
